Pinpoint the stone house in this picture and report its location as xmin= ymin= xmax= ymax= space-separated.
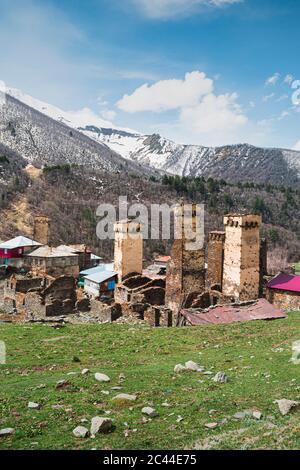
xmin=25 ymin=245 xmax=80 ymax=278
xmin=266 ymin=273 xmax=300 ymax=311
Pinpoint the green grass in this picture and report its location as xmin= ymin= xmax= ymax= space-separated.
xmin=294 ymin=263 xmax=300 ymax=275
xmin=0 ymin=314 xmax=300 ymax=450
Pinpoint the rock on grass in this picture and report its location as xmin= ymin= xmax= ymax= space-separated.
xmin=95 ymin=373 xmax=110 ymax=383
xmin=73 ymin=426 xmax=89 ymax=438
xmin=275 ymin=399 xmax=299 ymax=416
xmin=213 ymin=372 xmax=229 ymax=384
xmin=113 ymin=394 xmax=137 ymax=402
xmin=91 ymin=417 xmax=113 ymax=435
xmin=142 ymin=407 xmax=158 ymax=417
xmin=0 ymin=428 xmax=15 ymax=437
xmin=28 ymin=402 xmax=41 ymax=410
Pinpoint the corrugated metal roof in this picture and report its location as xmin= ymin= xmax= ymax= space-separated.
xmin=267 ymin=273 xmax=300 ymax=293
xmin=0 ymin=236 xmax=42 ymax=250
xmin=80 ymin=263 xmax=114 ymax=276
xmin=181 ymin=299 xmax=286 ymax=326
xmin=85 ymin=270 xmax=117 ymax=284
xmin=27 ymin=245 xmax=78 ymax=258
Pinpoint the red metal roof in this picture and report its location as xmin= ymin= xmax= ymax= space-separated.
xmin=155 ymin=256 xmax=171 ymax=263
xmin=267 ymin=273 xmax=300 ymax=293
xmin=181 ymin=299 xmax=286 ymax=326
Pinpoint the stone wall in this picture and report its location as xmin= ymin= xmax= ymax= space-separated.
xmin=266 ymin=288 xmax=300 ymax=311
xmin=223 ymin=214 xmax=262 ymax=301
xmin=166 ymin=204 xmax=206 ymax=314
xmin=114 ymin=220 xmax=143 ymax=281
xmin=207 ymin=231 xmax=225 ymax=290
xmin=33 ymin=216 xmax=51 ymax=245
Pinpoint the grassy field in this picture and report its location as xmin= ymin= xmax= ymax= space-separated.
xmin=0 ymin=313 xmax=300 ymax=450
xmin=294 ymin=263 xmax=300 ymax=275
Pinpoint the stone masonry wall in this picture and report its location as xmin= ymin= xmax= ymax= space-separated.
xmin=266 ymin=288 xmax=300 ymax=311
xmin=207 ymin=231 xmax=225 ymax=290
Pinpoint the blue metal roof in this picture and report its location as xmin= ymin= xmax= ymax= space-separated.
xmin=80 ymin=263 xmax=114 ymax=276
xmin=85 ymin=270 xmax=117 ymax=284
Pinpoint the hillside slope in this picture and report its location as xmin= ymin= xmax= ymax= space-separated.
xmin=0 ymin=94 xmax=157 ymax=177
xmin=1 ymin=315 xmax=300 ymax=450
xmin=4 ymin=87 xmax=300 ymax=186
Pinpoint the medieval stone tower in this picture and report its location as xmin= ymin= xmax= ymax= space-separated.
xmin=166 ymin=204 xmax=205 ymax=314
xmin=207 ymin=231 xmax=226 ymax=290
xmin=222 ymin=214 xmax=262 ymax=301
xmin=114 ymin=219 xmax=143 ymax=282
xmin=33 ymin=216 xmax=51 ymax=246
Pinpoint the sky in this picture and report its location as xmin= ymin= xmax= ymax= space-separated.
xmin=0 ymin=0 xmax=300 ymax=149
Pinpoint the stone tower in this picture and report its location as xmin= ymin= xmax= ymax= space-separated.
xmin=166 ymin=204 xmax=205 ymax=315
xmin=222 ymin=214 xmax=262 ymax=301
xmin=33 ymin=216 xmax=51 ymax=245
xmin=207 ymin=231 xmax=226 ymax=290
xmin=114 ymin=219 xmax=143 ymax=282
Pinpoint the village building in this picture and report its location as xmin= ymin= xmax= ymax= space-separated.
xmin=222 ymin=214 xmax=262 ymax=301
xmin=33 ymin=216 xmax=51 ymax=245
xmin=25 ymin=245 xmax=80 ymax=278
xmin=114 ymin=219 xmax=143 ymax=282
xmin=165 ymin=204 xmax=206 ymax=315
xmin=84 ymin=269 xmax=118 ymax=299
xmin=266 ymin=273 xmax=300 ymax=311
xmin=0 ymin=236 xmax=42 ymax=268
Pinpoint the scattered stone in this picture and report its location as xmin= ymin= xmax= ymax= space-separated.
xmin=73 ymin=426 xmax=89 ymax=438
xmin=51 ymin=405 xmax=64 ymax=410
xmin=176 ymin=416 xmax=184 ymax=423
xmin=56 ymin=380 xmax=71 ymax=390
xmin=162 ymin=402 xmax=171 ymax=407
xmin=82 ymin=369 xmax=90 ymax=375
xmin=95 ymin=373 xmax=110 ymax=383
xmin=112 ymin=394 xmax=137 ymax=402
xmin=253 ymin=411 xmax=263 ymax=420
xmin=213 ymin=372 xmax=229 ymax=384
xmin=119 ymin=373 xmax=125 ymax=381
xmin=111 ymin=387 xmax=123 ymax=391
xmin=101 ymin=391 xmax=110 ymax=395
xmin=90 ymin=417 xmax=113 ymax=435
xmin=205 ymin=423 xmax=218 ymax=429
xmin=174 ymin=364 xmax=186 ymax=373
xmin=233 ymin=412 xmax=247 ymax=420
xmin=142 ymin=407 xmax=158 ymax=418
xmin=275 ymin=399 xmax=299 ymax=416
xmin=28 ymin=402 xmax=41 ymax=410
xmin=185 ymin=361 xmax=204 ymax=372
xmin=0 ymin=428 xmax=15 ymax=437
xmin=203 ymin=371 xmax=213 ymax=376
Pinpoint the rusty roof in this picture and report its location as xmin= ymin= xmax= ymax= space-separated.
xmin=181 ymin=299 xmax=286 ymax=326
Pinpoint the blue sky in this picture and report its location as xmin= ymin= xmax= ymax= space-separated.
xmin=0 ymin=0 xmax=300 ymax=148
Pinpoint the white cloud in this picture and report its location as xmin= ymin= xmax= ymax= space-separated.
xmin=118 ymin=71 xmax=248 ymax=145
xmin=180 ymin=92 xmax=248 ymax=134
xmin=130 ymin=0 xmax=242 ymax=19
xmin=265 ymin=73 xmax=280 ymax=86
xmin=262 ymin=93 xmax=275 ymax=102
xmin=117 ymin=71 xmax=213 ymax=112
xmin=101 ymin=109 xmax=117 ymax=121
xmin=284 ymin=74 xmax=294 ymax=85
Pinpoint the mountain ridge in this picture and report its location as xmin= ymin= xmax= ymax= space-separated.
xmin=1 ymin=86 xmax=300 ymax=186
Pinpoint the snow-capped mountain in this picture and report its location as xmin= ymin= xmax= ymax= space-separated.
xmin=3 ymin=87 xmax=300 ymax=186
